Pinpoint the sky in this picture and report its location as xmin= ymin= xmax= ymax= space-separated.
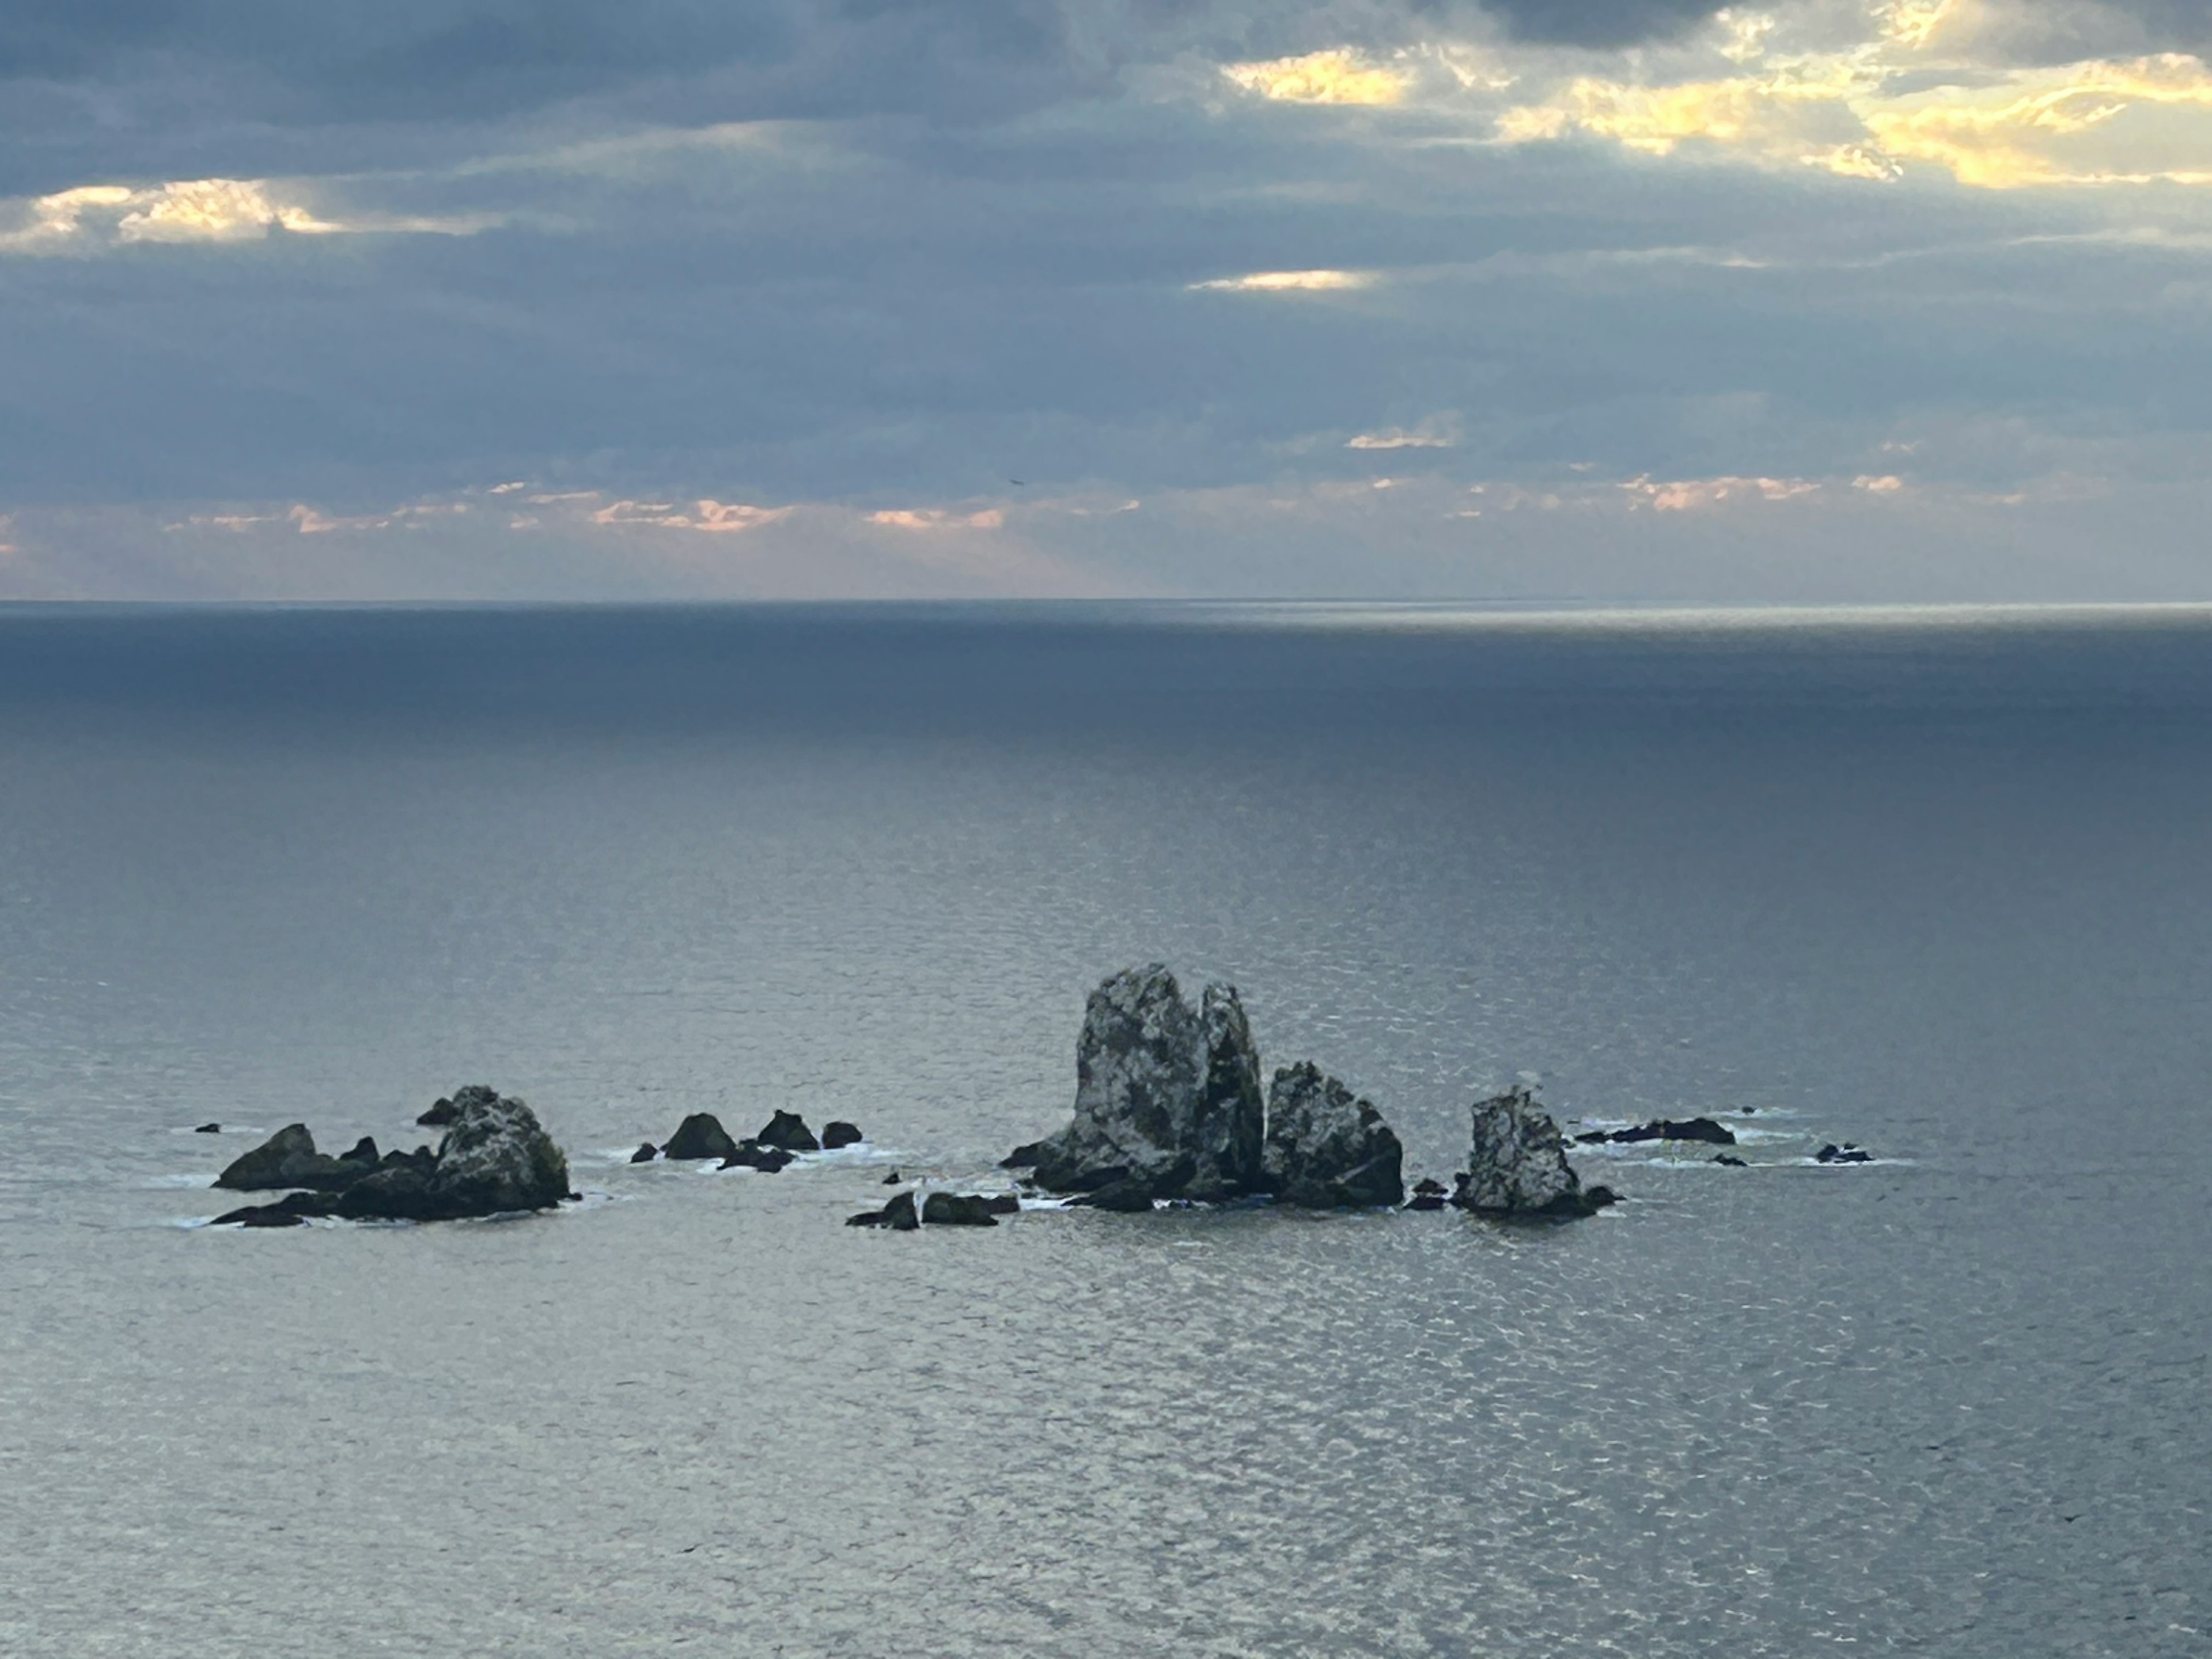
xmin=8 ymin=0 xmax=2212 ymax=601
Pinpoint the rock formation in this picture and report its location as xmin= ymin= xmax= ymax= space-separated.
xmin=850 ymin=1190 xmax=1018 ymax=1229
xmin=663 ymin=1113 xmax=738 ymax=1162
xmin=332 ymin=1087 xmax=570 ymax=1220
xmin=1003 ymin=965 xmax=1264 ymax=1205
xmin=1259 ymin=1062 xmax=1404 ymax=1208
xmin=215 ymin=1124 xmax=358 ymax=1192
xmin=630 ymin=1142 xmax=659 ymax=1163
xmin=847 ymin=1190 xmax=919 ymax=1230
xmin=1452 ymin=1087 xmax=1612 ymax=1219
xmin=1816 ymin=1143 xmax=1873 ymax=1164
xmin=1575 ymin=1116 xmax=1736 ymax=1147
xmin=1405 ymin=1177 xmax=1449 ymax=1210
xmin=754 ymin=1111 xmax=820 ymax=1153
xmin=921 ymin=1192 xmax=1007 ymax=1226
xmin=194 ymin=1122 xmax=221 ymax=1134
xmin=210 ymin=1190 xmax=331 ymax=1227
xmin=821 ymin=1120 xmax=863 ymax=1150
xmin=210 ymin=1088 xmax=570 ymax=1224
xmin=718 ymin=1141 xmax=793 ymax=1173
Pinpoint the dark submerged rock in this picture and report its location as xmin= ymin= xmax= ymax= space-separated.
xmin=882 ymin=1168 xmax=902 ymax=1184
xmin=719 ymin=1140 xmax=793 ymax=1173
xmin=1406 ymin=1176 xmax=1449 ymax=1211
xmin=1073 ymin=1178 xmax=1158 ymax=1213
xmin=210 ymin=1191 xmax=337 ymax=1226
xmin=1452 ymin=1087 xmax=1606 ymax=1219
xmin=1816 ymin=1143 xmax=1874 ymax=1164
xmin=1713 ymin=1153 xmax=1749 ymax=1167
xmin=1576 ymin=1117 xmax=1737 ymax=1147
xmin=821 ymin=1121 xmax=863 ymax=1150
xmin=194 ymin=1122 xmax=222 ymax=1134
xmin=215 ymin=1124 xmax=357 ymax=1192
xmin=1630 ymin=1116 xmax=1735 ymax=1146
xmin=334 ymin=1086 xmax=570 ymax=1221
xmin=1259 ymin=1062 xmax=1404 ymax=1208
xmin=846 ymin=1190 xmax=922 ymax=1230
xmin=630 ymin=1142 xmax=659 ymax=1163
xmin=663 ymin=1113 xmax=739 ymax=1162
xmin=921 ymin=1192 xmax=1003 ymax=1226
xmin=1009 ymin=965 xmax=1264 ymax=1205
xmin=754 ymin=1110 xmax=820 ymax=1153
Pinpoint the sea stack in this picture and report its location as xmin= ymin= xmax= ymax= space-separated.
xmin=1003 ymin=964 xmax=1264 ymax=1206
xmin=1452 ymin=1086 xmax=1612 ymax=1219
xmin=1260 ymin=1062 xmax=1404 ymax=1208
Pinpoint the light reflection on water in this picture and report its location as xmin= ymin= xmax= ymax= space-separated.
xmin=0 ymin=605 xmax=2205 ymax=1656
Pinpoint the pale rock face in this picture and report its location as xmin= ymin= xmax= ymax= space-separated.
xmin=1456 ymin=1086 xmax=1586 ymax=1215
xmin=1010 ymin=965 xmax=1264 ymax=1202
xmin=1261 ymin=1062 xmax=1404 ymax=1209
xmin=338 ymin=1085 xmax=569 ymax=1220
xmin=429 ymin=1086 xmax=571 ymax=1215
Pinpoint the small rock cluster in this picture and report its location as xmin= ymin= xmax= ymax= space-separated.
xmin=847 ymin=1190 xmax=1021 ymax=1229
xmin=633 ymin=1109 xmax=863 ymax=1172
xmin=209 ymin=1086 xmax=571 ymax=1226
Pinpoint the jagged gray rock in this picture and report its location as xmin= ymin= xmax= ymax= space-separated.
xmin=1260 ymin=1063 xmax=1404 ymax=1208
xmin=1003 ymin=965 xmax=1264 ymax=1203
xmin=1453 ymin=1086 xmax=1606 ymax=1219
xmin=334 ymin=1086 xmax=570 ymax=1221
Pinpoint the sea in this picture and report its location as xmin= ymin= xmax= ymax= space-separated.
xmin=0 ymin=601 xmax=2205 ymax=1657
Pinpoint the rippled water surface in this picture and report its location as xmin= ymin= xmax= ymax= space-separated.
xmin=1 ymin=604 xmax=2206 ymax=1656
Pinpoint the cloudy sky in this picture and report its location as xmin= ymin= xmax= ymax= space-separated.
xmin=8 ymin=0 xmax=2212 ymax=600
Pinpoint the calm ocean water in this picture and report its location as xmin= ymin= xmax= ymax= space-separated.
xmin=0 ymin=603 xmax=2206 ymax=1657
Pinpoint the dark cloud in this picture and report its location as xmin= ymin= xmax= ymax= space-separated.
xmin=0 ymin=0 xmax=1750 ymax=135
xmin=0 ymin=1 xmax=1107 ymax=126
xmin=1446 ymin=0 xmax=1719 ymax=48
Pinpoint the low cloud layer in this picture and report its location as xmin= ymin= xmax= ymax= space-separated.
xmin=9 ymin=0 xmax=2212 ymax=600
